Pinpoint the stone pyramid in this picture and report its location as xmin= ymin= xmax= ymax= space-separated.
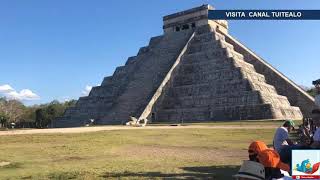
xmin=54 ymin=5 xmax=314 ymax=127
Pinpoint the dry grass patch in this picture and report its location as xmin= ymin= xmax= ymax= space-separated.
xmin=0 ymin=125 xmax=275 ymax=179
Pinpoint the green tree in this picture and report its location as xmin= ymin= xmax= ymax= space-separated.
xmin=0 ymin=97 xmax=77 ymax=128
xmin=34 ymin=100 xmax=77 ymax=128
xmin=45 ymin=105 xmax=57 ymax=127
xmin=0 ymin=112 xmax=8 ymax=128
xmin=64 ymin=100 xmax=77 ymax=107
xmin=35 ymin=108 xmax=46 ymax=128
xmin=306 ymin=88 xmax=316 ymax=97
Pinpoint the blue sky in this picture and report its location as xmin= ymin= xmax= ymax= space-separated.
xmin=0 ymin=0 xmax=319 ymax=105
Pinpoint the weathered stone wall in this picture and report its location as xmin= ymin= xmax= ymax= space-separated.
xmin=219 ymin=30 xmax=315 ymax=117
xmin=152 ymin=25 xmax=302 ymax=123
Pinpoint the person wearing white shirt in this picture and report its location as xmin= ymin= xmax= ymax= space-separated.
xmin=273 ymin=120 xmax=295 ymax=153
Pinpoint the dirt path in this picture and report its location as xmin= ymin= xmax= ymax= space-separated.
xmin=0 ymin=125 xmax=277 ymax=136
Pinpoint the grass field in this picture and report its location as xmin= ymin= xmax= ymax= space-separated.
xmin=150 ymin=119 xmax=289 ymax=126
xmin=0 ymin=122 xmax=282 ymax=179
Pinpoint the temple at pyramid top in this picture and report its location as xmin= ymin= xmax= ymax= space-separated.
xmin=53 ymin=4 xmax=315 ymax=128
xmin=163 ymin=4 xmax=228 ymax=34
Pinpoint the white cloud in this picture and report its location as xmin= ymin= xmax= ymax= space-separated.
xmin=0 ymin=84 xmax=40 ymax=101
xmin=0 ymin=84 xmax=14 ymax=93
xmin=82 ymin=85 xmax=92 ymax=96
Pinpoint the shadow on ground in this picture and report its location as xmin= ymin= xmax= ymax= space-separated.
xmin=101 ymin=165 xmax=240 ymax=179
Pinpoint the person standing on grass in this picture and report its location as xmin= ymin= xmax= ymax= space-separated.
xmin=273 ymin=120 xmax=295 ymax=154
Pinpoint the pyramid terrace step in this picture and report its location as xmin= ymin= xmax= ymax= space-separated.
xmin=195 ymin=26 xmax=225 ymax=40
xmin=178 ymin=60 xmax=235 ymax=74
xmin=231 ymin=56 xmax=255 ymax=68
xmin=182 ymin=56 xmax=255 ymax=77
xmin=125 ymin=56 xmax=138 ymax=65
xmin=77 ymin=96 xmax=114 ymax=103
xmin=149 ymin=35 xmax=163 ymax=47
xmin=183 ymin=48 xmax=228 ymax=60
xmin=181 ymin=57 xmax=233 ymax=69
xmin=101 ymin=76 xmax=113 ymax=86
xmin=271 ymin=106 xmax=303 ymax=119
xmin=214 ymin=32 xmax=226 ymax=41
xmin=89 ymin=86 xmax=123 ymax=98
xmin=241 ymin=71 xmax=266 ymax=83
xmin=170 ymin=79 xmax=251 ymax=96
xmin=191 ymin=32 xmax=216 ymax=43
xmin=161 ymin=91 xmax=262 ymax=109
xmin=137 ymin=46 xmax=150 ymax=55
xmin=226 ymin=48 xmax=245 ymax=60
xmin=191 ymin=32 xmax=232 ymax=45
xmin=237 ymin=65 xmax=257 ymax=76
xmin=177 ymin=60 xmax=257 ymax=77
xmin=249 ymin=81 xmax=277 ymax=94
xmin=188 ymin=41 xmax=221 ymax=54
xmin=187 ymin=40 xmax=234 ymax=54
xmin=112 ymin=66 xmax=127 ymax=76
xmin=171 ymin=78 xmax=251 ymax=88
xmin=173 ymin=67 xmax=244 ymax=85
xmin=156 ymin=107 xmax=210 ymax=122
xmin=260 ymin=94 xmax=292 ymax=108
xmin=201 ymin=31 xmax=224 ymax=39
xmin=156 ymin=104 xmax=276 ymax=122
xmin=184 ymin=47 xmax=246 ymax=67
xmin=76 ymin=100 xmax=113 ymax=108
xmin=180 ymin=56 xmax=256 ymax=75
xmin=214 ymin=30 xmax=227 ymax=41
xmin=169 ymin=90 xmax=261 ymax=100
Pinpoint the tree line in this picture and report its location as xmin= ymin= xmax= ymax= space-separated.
xmin=0 ymin=98 xmax=76 ymax=129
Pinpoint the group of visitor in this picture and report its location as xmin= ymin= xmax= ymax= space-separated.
xmin=233 ymin=109 xmax=320 ymax=180
xmin=232 ymin=80 xmax=320 ymax=180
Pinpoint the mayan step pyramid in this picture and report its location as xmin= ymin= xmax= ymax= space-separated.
xmin=53 ymin=5 xmax=315 ymax=127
